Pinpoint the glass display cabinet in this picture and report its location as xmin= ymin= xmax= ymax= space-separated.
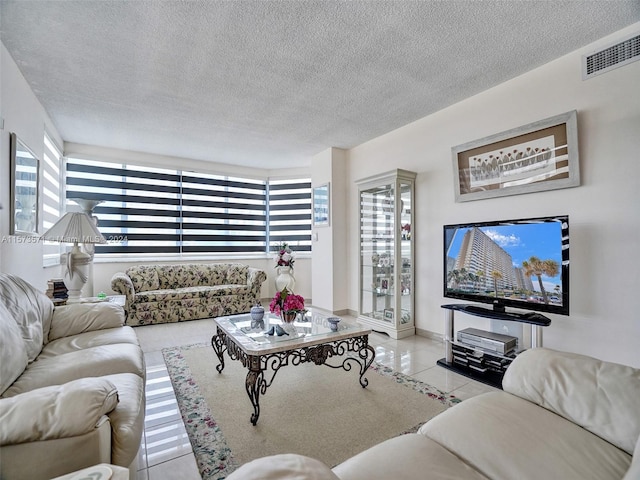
xmin=356 ymin=169 xmax=416 ymax=339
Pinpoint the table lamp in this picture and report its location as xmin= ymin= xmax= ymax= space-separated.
xmin=40 ymin=212 xmax=107 ymax=300
xmin=69 ymin=198 xmax=105 ymax=296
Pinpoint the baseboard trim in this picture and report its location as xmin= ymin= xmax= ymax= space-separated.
xmin=416 ymin=327 xmax=443 ymax=342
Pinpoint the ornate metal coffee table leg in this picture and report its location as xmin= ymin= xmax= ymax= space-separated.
xmin=245 ymin=355 xmax=265 ymax=425
xmin=211 ymin=327 xmax=227 ymax=373
xmin=357 ymin=340 xmax=376 ymax=388
xmin=324 ymin=335 xmax=376 ymax=388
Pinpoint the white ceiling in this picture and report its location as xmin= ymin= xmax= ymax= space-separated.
xmin=1 ymin=1 xmax=639 ymax=169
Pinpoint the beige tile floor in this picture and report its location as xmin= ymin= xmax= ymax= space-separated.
xmin=133 ymin=314 xmax=498 ymax=480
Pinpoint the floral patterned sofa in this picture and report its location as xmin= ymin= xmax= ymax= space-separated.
xmin=110 ymin=263 xmax=267 ymax=326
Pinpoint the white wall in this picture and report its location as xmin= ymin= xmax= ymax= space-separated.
xmin=311 ymin=147 xmax=349 ymax=313
xmin=311 ymin=149 xmax=334 ymax=309
xmin=0 ymin=44 xmax=63 ymax=289
xmin=346 ymin=24 xmax=640 ymax=367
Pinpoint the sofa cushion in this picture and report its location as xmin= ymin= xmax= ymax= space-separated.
xmin=38 ymin=326 xmax=140 ymax=359
xmin=186 ymin=264 xmax=214 ymax=286
xmin=48 ymin=302 xmax=125 ymax=341
xmin=0 ymin=303 xmax=29 ymax=395
xmin=129 ymin=298 xmax=225 ymax=324
xmin=135 ymin=285 xmax=250 ymax=303
xmin=503 ymin=347 xmax=640 ymax=454
xmin=0 ymin=273 xmax=53 ymax=360
xmin=135 ymin=287 xmax=211 ymax=302
xmin=0 ymin=423 xmax=112 ymax=480
xmin=226 ymin=264 xmax=248 ymax=285
xmin=420 ymin=391 xmax=632 ymax=480
xmin=125 ymin=265 xmax=160 ymax=292
xmin=2 ymin=344 xmax=145 ymax=397
xmin=0 ymin=377 xmax=119 ymax=445
xmin=332 ymin=433 xmax=489 ymax=480
xmin=209 ymin=263 xmax=231 ymax=285
xmin=156 ymin=264 xmax=186 ymax=289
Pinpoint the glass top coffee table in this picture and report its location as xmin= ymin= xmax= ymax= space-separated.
xmin=211 ymin=310 xmax=375 ymax=425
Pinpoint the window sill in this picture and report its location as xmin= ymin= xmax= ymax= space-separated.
xmin=93 ymin=252 xmax=311 ymax=264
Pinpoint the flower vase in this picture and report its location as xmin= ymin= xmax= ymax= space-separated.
xmin=275 ymin=266 xmax=296 ymax=292
xmin=280 ymin=311 xmax=298 ymax=335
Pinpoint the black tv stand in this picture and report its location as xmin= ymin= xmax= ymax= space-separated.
xmin=445 ymin=304 xmax=551 ymax=326
xmin=437 ymin=304 xmax=551 ymax=389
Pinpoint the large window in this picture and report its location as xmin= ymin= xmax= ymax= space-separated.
xmin=65 ymin=158 xmax=311 ymax=257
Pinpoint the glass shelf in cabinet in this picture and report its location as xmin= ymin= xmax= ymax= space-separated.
xmin=361 ymin=264 xmax=395 ymax=270
xmin=363 ymin=287 xmax=394 ymax=296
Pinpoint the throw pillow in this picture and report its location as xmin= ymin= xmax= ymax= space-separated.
xmin=226 ymin=264 xmax=248 ymax=285
xmin=126 ymin=266 xmax=160 ymax=292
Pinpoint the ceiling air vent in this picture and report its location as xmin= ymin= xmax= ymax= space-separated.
xmin=582 ymin=33 xmax=640 ymax=80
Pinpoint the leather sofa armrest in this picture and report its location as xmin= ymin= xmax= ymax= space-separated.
xmin=49 ymin=302 xmax=125 ymax=341
xmin=0 ymin=378 xmax=118 ymax=445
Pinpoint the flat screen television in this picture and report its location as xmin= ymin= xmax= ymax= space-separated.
xmin=444 ymin=215 xmax=569 ymax=315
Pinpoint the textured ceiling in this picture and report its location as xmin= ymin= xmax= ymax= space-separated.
xmin=1 ymin=1 xmax=639 ymax=169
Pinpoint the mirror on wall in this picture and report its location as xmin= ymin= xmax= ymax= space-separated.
xmin=10 ymin=132 xmax=40 ymax=235
xmin=313 ymin=183 xmax=330 ymax=227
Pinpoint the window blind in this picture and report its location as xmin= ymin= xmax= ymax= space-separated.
xmin=66 ymin=159 xmax=181 ymax=254
xmin=181 ymin=171 xmax=266 ymax=253
xmin=65 ymin=159 xmax=310 ymax=256
xmin=268 ymin=178 xmax=312 ymax=253
xmin=42 ymin=133 xmax=63 ymax=266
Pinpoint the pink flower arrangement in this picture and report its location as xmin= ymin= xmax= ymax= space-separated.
xmin=274 ymin=242 xmax=295 ymax=268
xmin=269 ymin=288 xmax=305 ymax=316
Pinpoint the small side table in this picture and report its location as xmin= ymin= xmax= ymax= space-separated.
xmin=52 ymin=463 xmax=129 ymax=479
xmin=68 ymin=295 xmax=126 ymax=306
xmin=107 ymin=295 xmax=126 ymax=306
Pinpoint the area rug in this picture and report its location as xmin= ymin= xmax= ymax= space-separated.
xmin=163 ymin=343 xmax=460 ymax=480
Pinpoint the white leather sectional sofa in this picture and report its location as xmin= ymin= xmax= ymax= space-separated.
xmin=0 ymin=274 xmax=146 ymax=480
xmin=228 ymin=348 xmax=640 ymax=480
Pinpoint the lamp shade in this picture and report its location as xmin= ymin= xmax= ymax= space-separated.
xmin=41 ymin=212 xmax=107 ymax=244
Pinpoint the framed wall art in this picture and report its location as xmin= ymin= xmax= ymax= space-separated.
xmin=452 ymin=110 xmax=579 ymax=202
xmin=10 ymin=132 xmax=40 ymax=235
xmin=313 ymin=183 xmax=330 ymax=226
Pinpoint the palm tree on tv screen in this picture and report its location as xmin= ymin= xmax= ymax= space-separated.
xmin=491 ymin=270 xmax=503 ymax=297
xmin=447 ymin=268 xmax=467 ymax=290
xmin=522 ymin=256 xmax=559 ymax=304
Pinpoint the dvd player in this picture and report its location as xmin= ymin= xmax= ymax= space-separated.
xmin=456 ymin=327 xmax=517 ymax=355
